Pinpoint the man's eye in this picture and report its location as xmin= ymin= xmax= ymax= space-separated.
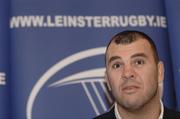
xmin=112 ymin=63 xmax=122 ymax=69
xmin=134 ymin=60 xmax=145 ymax=65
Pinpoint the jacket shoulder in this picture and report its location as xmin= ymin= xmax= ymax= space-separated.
xmin=164 ymin=106 xmax=180 ymax=119
xmin=93 ymin=108 xmax=116 ymax=119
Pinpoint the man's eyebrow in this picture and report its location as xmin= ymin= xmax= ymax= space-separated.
xmin=108 ymin=56 xmax=122 ymax=64
xmin=131 ymin=53 xmax=147 ymax=58
xmin=107 ymin=53 xmax=147 ymax=64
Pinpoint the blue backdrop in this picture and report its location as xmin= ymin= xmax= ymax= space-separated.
xmin=165 ymin=0 xmax=180 ymax=111
xmin=0 ymin=0 xmax=10 ymax=118
xmin=0 ymin=0 xmax=180 ymax=118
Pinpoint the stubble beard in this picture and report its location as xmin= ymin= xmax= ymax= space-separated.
xmin=116 ymin=83 xmax=159 ymax=112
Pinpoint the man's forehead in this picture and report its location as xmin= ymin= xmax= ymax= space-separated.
xmin=106 ymin=39 xmax=153 ymax=59
xmin=108 ymin=39 xmax=151 ymax=51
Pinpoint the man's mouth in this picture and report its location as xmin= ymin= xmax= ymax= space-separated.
xmin=122 ymin=85 xmax=140 ymax=94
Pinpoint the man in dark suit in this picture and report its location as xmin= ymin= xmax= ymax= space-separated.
xmin=93 ymin=30 xmax=180 ymax=119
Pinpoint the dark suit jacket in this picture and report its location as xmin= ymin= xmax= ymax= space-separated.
xmin=93 ymin=106 xmax=180 ymax=119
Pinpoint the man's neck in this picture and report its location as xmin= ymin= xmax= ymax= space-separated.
xmin=117 ymin=96 xmax=161 ymax=119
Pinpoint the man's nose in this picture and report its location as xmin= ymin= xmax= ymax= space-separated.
xmin=121 ymin=65 xmax=135 ymax=80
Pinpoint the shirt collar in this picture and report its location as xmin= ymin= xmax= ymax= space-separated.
xmin=114 ymin=102 xmax=122 ymax=119
xmin=114 ymin=100 xmax=164 ymax=119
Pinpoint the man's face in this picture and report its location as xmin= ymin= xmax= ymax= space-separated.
xmin=106 ymin=38 xmax=164 ymax=111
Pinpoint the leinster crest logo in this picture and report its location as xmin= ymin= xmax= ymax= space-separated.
xmin=26 ymin=47 xmax=113 ymax=119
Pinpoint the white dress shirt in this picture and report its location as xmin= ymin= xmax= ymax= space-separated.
xmin=114 ymin=100 xmax=164 ymax=119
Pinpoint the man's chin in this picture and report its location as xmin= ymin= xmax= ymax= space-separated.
xmin=120 ymin=101 xmax=144 ymax=112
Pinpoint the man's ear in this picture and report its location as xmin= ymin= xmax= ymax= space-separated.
xmin=158 ymin=61 xmax=164 ymax=98
xmin=105 ymin=70 xmax=111 ymax=91
xmin=158 ymin=61 xmax=164 ymax=84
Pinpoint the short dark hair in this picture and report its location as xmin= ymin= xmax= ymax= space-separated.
xmin=105 ymin=30 xmax=160 ymax=65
